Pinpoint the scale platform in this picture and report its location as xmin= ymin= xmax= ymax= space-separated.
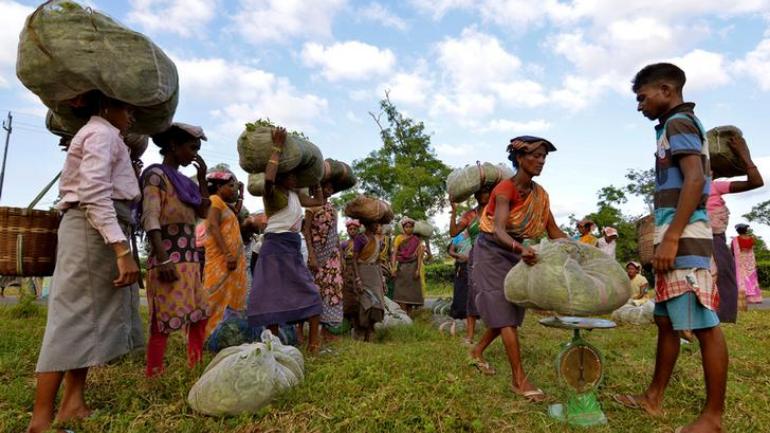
xmin=539 ymin=316 xmax=616 ymax=427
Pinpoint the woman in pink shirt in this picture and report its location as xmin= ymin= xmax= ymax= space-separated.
xmin=707 ymin=136 xmax=764 ymax=323
xmin=28 ymin=91 xmax=143 ymax=433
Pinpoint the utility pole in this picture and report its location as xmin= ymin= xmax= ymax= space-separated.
xmin=0 ymin=112 xmax=12 ymax=203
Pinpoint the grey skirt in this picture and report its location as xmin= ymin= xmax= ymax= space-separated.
xmin=393 ymin=260 xmax=423 ymax=306
xmin=356 ymin=262 xmax=385 ymax=328
xmin=471 ymin=233 xmax=524 ymax=329
xmin=36 ymin=202 xmax=144 ymax=372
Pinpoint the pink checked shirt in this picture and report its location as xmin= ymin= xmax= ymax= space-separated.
xmin=58 ymin=116 xmax=140 ymax=244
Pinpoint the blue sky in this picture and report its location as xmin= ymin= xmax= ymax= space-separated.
xmin=1 ymin=0 xmax=769 ymax=241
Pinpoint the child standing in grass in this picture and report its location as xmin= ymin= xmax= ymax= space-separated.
xmin=615 ymin=63 xmax=727 ymax=433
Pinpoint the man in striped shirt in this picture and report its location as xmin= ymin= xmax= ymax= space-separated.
xmin=615 ymin=63 xmax=727 ymax=433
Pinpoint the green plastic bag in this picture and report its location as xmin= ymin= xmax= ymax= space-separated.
xmin=504 ymin=239 xmax=631 ymax=316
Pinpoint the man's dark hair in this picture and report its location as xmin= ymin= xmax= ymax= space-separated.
xmin=631 ymin=63 xmax=686 ymax=93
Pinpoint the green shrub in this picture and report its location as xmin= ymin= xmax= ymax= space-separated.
xmin=757 ymin=260 xmax=770 ymax=290
xmin=425 ymin=261 xmax=455 ymax=287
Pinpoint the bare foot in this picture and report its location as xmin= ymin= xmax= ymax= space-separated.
xmin=26 ymin=420 xmax=52 ymax=433
xmin=676 ymin=414 xmax=722 ymax=433
xmin=54 ymin=403 xmax=92 ymax=424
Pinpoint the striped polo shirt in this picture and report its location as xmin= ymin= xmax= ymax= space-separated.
xmin=653 ymin=103 xmax=713 ymax=270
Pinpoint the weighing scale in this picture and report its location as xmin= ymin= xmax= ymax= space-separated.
xmin=539 ymin=316 xmax=616 ymax=427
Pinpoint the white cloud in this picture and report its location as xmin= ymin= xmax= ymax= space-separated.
xmin=492 ymin=80 xmax=549 ymax=107
xmin=434 ymin=142 xmax=472 ymax=158
xmin=430 ymin=92 xmax=496 ymax=120
xmin=483 ymin=118 xmax=551 ymax=133
xmin=233 ymin=0 xmax=346 ymax=44
xmin=301 ymin=41 xmax=396 ymax=81
xmin=127 ymin=0 xmax=216 ymax=37
xmin=436 ymin=28 xmax=521 ymax=92
xmin=733 ymin=38 xmax=770 ymax=91
xmin=174 ymin=57 xmax=327 ymax=134
xmin=669 ymin=49 xmax=730 ymax=90
xmin=410 ymin=0 xmax=474 ymax=19
xmin=359 ymin=2 xmax=408 ymax=30
xmin=378 ymin=69 xmax=433 ymax=106
xmin=0 ymin=0 xmax=32 ymax=87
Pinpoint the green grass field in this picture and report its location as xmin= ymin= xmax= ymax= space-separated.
xmin=1 ymin=301 xmax=769 ymax=433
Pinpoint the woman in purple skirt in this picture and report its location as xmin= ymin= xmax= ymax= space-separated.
xmin=246 ymin=128 xmax=325 ymax=352
xmin=469 ymin=136 xmax=567 ymax=403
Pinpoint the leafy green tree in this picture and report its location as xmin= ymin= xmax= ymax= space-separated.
xmin=744 ymin=200 xmax=770 ymax=227
xmin=624 ymin=168 xmax=655 ymax=214
xmin=586 ymin=185 xmax=638 ymax=263
xmin=352 ymin=92 xmax=451 ymax=221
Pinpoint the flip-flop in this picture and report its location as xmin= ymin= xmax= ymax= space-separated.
xmin=613 ymin=394 xmax=663 ymax=417
xmin=511 ymin=384 xmax=546 ymax=403
xmin=468 ymin=357 xmax=496 ymax=375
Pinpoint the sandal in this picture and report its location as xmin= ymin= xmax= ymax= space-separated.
xmin=511 ymin=384 xmax=546 ymax=403
xmin=613 ymin=394 xmax=663 ymax=417
xmin=468 ymin=357 xmax=496 ymax=375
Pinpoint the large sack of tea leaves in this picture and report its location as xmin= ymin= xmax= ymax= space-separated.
xmin=238 ymin=123 xmax=323 ymax=175
xmin=345 ymin=195 xmax=394 ymax=224
xmin=188 ymin=330 xmax=303 ymax=416
xmin=611 ymin=301 xmax=655 ymax=326
xmin=395 ymin=220 xmax=434 ymax=238
xmin=707 ymin=126 xmax=747 ymax=179
xmin=447 ymin=162 xmax=514 ymax=203
xmin=375 ymin=297 xmax=413 ymax=329
xmin=323 ymin=159 xmax=356 ymax=192
xmin=504 ymin=239 xmax=631 ymax=316
xmin=246 ymin=173 xmax=310 ymax=197
xmin=16 ymin=0 xmax=178 ymax=134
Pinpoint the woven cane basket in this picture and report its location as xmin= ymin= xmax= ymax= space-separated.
xmin=0 ymin=206 xmax=60 ymax=276
xmin=637 ymin=214 xmax=655 ymax=266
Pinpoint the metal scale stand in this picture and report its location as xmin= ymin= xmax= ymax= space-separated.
xmin=539 ymin=316 xmax=616 ymax=427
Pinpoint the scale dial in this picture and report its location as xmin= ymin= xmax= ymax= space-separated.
xmin=558 ymin=343 xmax=602 ymax=393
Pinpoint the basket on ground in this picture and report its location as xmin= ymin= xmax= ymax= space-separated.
xmin=0 ymin=207 xmax=59 ymax=276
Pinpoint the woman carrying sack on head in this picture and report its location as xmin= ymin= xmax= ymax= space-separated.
xmin=341 ymin=219 xmax=362 ymax=327
xmin=246 ymin=128 xmax=325 ymax=353
xmin=449 ymin=188 xmax=492 ymax=345
xmin=141 ymin=123 xmax=212 ymax=377
xmin=468 ymin=136 xmax=567 ymax=403
xmin=28 ymin=91 xmax=144 ymax=433
xmin=391 ymin=217 xmax=425 ymax=316
xmin=203 ymin=169 xmax=249 ymax=338
xmin=351 ymin=220 xmax=387 ymax=341
xmin=304 ymin=181 xmax=345 ymax=340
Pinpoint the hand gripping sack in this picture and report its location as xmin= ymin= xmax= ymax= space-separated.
xmin=238 ymin=124 xmax=320 ymax=174
xmin=707 ymin=125 xmax=747 ymax=179
xmin=247 ymin=173 xmax=310 ymax=197
xmin=503 ymin=239 xmax=631 ymax=316
xmin=187 ymin=330 xmax=304 ymax=416
xmin=16 ymin=1 xmax=178 ymax=134
xmin=447 ymin=162 xmax=514 ymax=203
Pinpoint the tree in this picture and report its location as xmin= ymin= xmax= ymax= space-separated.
xmin=744 ymin=199 xmax=770 ymax=227
xmin=352 ymin=92 xmax=451 ymax=221
xmin=624 ymin=168 xmax=655 ymax=214
xmin=586 ymin=185 xmax=638 ymax=263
